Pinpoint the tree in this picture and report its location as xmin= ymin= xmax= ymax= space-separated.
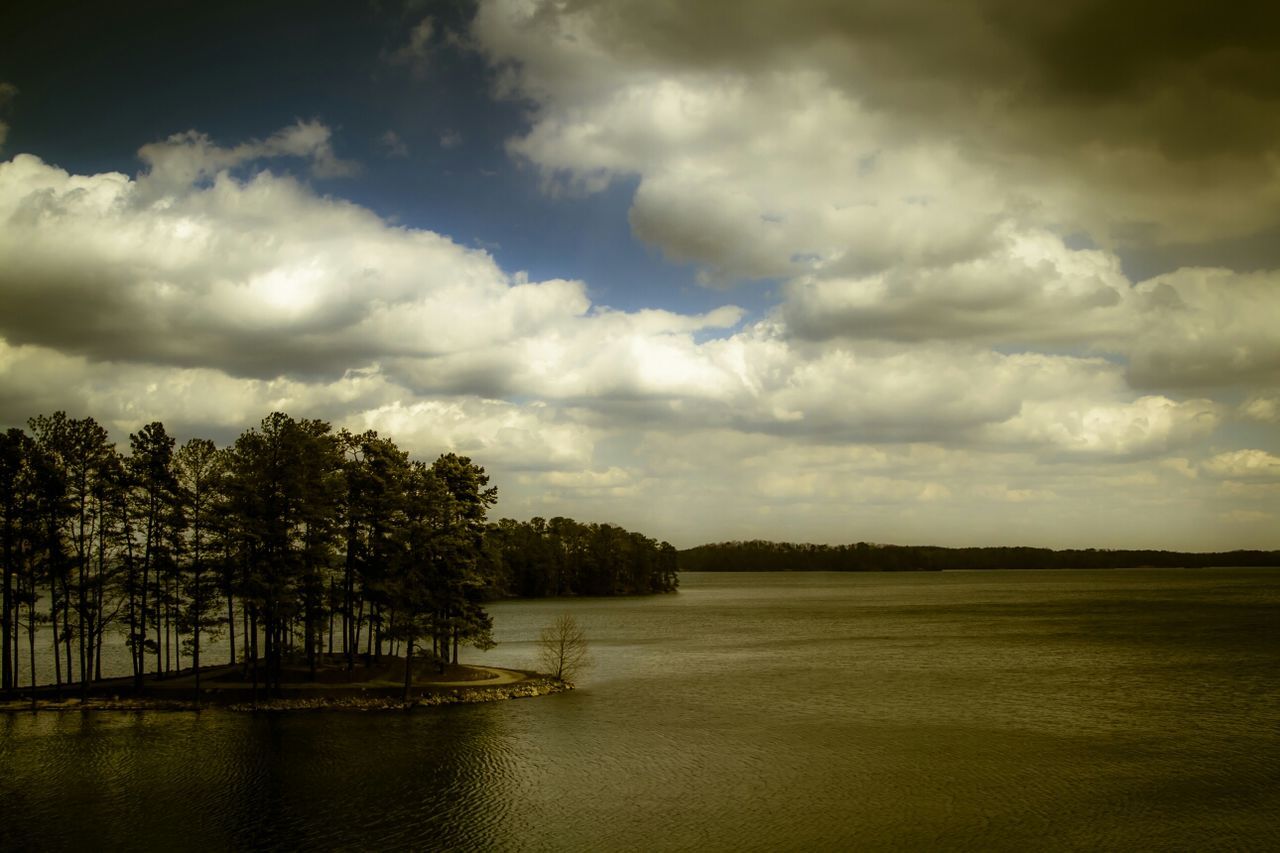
xmin=222 ymin=412 xmax=341 ymax=695
xmin=0 ymin=428 xmax=25 ymax=692
xmin=537 ymin=613 xmax=589 ymax=682
xmin=174 ymin=438 xmax=224 ymax=698
xmin=128 ymin=421 xmax=178 ymax=685
xmin=427 ymin=453 xmax=498 ymax=667
xmin=337 ymin=430 xmax=409 ymax=669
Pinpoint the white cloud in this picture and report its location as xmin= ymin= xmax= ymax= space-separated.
xmin=1126 ymin=269 xmax=1280 ymax=389
xmin=348 ymin=398 xmax=595 ymax=471
xmin=0 ymin=136 xmax=1239 ymax=457
xmin=2 ymin=113 xmax=1275 ymax=549
xmin=0 ymin=143 xmax=574 ymax=378
xmin=1202 ymin=449 xmax=1280 ymax=482
xmin=474 ymin=0 xmax=1280 ymax=251
xmin=1240 ymin=396 xmax=1280 ymax=423
xmin=0 ymin=337 xmax=397 ymax=441
xmin=782 ymin=228 xmax=1132 ymax=346
xmin=137 ymin=120 xmax=358 ymax=188
xmin=985 ymin=396 xmax=1221 ymax=459
xmin=498 ymin=63 xmax=1014 ymax=281
xmin=472 ymin=0 xmax=1280 ymax=401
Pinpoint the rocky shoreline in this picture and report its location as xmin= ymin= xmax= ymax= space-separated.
xmin=227 ymin=677 xmax=574 ymax=712
xmin=0 ymin=674 xmax=574 ymax=713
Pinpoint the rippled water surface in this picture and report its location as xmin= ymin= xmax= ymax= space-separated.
xmin=4 ymin=569 xmax=1279 ymax=851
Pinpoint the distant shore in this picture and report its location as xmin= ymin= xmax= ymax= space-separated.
xmin=0 ymin=657 xmax=573 ymax=713
xmin=678 ymin=541 xmax=1280 ymax=573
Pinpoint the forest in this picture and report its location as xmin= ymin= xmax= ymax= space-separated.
xmin=678 ymin=540 xmax=1280 ymax=573
xmin=0 ymin=411 xmax=677 ymax=695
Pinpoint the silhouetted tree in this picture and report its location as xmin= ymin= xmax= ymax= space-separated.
xmin=174 ymin=438 xmax=224 ymax=698
xmin=128 ymin=421 xmax=178 ymax=685
xmin=537 ymin=613 xmax=588 ymax=681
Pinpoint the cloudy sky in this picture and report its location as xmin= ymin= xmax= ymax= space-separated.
xmin=1 ymin=0 xmax=1278 ymax=550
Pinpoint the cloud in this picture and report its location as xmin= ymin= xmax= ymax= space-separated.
xmin=475 ymin=0 xmax=1280 ymax=251
xmin=137 ymin=120 xmax=359 ymax=187
xmin=388 ymin=16 xmax=435 ymax=77
xmin=781 ymin=228 xmax=1132 ymax=346
xmin=0 ymin=141 xmax=570 ymax=379
xmin=3 ymin=116 xmax=1275 ymax=549
xmin=498 ymin=65 xmax=1015 ymax=280
xmin=439 ymin=129 xmax=462 ymax=149
xmin=984 ymin=395 xmax=1221 ymax=459
xmin=0 ymin=138 xmax=1236 ymax=455
xmin=1202 ymin=449 xmax=1280 ymax=482
xmin=472 ymin=3 xmax=1280 ymax=406
xmin=1239 ymin=396 xmax=1280 ymax=424
xmin=0 ymin=337 xmax=397 ymax=444
xmin=349 ymin=398 xmax=596 ymax=471
xmin=1125 ymin=269 xmax=1280 ymax=389
xmin=380 ymin=129 xmax=409 ymax=158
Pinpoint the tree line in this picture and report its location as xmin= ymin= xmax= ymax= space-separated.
xmin=484 ymin=516 xmax=678 ymax=598
xmin=0 ymin=410 xmax=676 ymax=696
xmin=678 ymin=540 xmax=1280 ymax=572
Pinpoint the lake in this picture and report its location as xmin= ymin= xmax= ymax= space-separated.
xmin=3 ymin=569 xmax=1279 ymax=851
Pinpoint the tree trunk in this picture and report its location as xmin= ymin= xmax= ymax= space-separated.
xmin=402 ymin=635 xmax=413 ymax=703
xmin=193 ymin=563 xmax=201 ymax=703
xmin=249 ymin=606 xmax=258 ymax=707
xmin=124 ymin=528 xmax=140 ymax=688
xmin=353 ymin=599 xmax=365 ymax=665
xmin=61 ymin=572 xmax=73 ymax=689
xmin=227 ymin=592 xmax=236 ymax=667
xmin=242 ymin=602 xmax=250 ymax=677
xmin=307 ymin=585 xmax=317 ymax=681
xmin=1 ymin=525 xmax=10 ymax=692
xmin=163 ymin=572 xmax=171 ymax=675
xmin=77 ymin=490 xmax=87 ymax=697
xmin=27 ymin=594 xmax=37 ymax=707
xmin=365 ymin=604 xmax=375 ymax=663
xmin=89 ymin=518 xmax=107 ymax=689
xmin=50 ymin=577 xmax=62 ymax=695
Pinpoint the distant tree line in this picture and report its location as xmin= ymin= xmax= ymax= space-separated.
xmin=678 ymin=540 xmax=1280 ymax=572
xmin=484 ymin=516 xmax=679 ymax=597
xmin=0 ymin=410 xmax=676 ymax=696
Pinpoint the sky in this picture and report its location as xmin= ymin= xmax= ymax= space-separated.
xmin=1 ymin=0 xmax=1278 ymax=550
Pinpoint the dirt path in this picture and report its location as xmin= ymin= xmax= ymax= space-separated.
xmin=429 ymin=666 xmax=525 ymax=687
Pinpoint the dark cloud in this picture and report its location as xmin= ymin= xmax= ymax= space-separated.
xmin=999 ymin=1 xmax=1280 ymax=102
xmin=501 ymin=0 xmax=1280 ymax=246
xmin=552 ymin=0 xmax=1280 ymax=152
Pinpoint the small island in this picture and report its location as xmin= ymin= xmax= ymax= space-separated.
xmin=2 ymin=654 xmax=572 ymax=713
xmin=1 ymin=411 xmax=668 ymax=708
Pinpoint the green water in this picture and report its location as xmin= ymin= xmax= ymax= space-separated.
xmin=3 ymin=569 xmax=1278 ymax=851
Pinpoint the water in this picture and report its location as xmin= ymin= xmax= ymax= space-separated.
xmin=3 ymin=569 xmax=1279 ymax=851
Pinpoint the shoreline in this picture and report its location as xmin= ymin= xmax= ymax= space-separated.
xmin=0 ymin=663 xmax=574 ymax=713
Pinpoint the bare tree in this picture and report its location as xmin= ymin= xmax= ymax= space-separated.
xmin=537 ymin=613 xmax=589 ymax=681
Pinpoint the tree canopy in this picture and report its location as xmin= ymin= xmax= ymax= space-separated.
xmin=0 ymin=410 xmax=677 ymax=696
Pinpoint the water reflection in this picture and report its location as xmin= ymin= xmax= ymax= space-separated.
xmin=1 ymin=707 xmax=523 ymax=851
xmin=4 ymin=569 xmax=1280 ymax=851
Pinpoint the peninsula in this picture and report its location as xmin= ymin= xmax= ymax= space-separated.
xmin=2 ymin=654 xmax=571 ymax=712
